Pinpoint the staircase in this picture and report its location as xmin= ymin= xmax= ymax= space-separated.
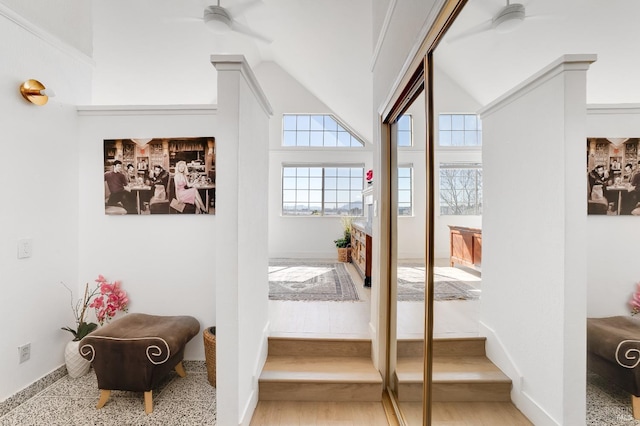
xmin=259 ymin=336 xmax=383 ymax=401
xmin=258 ymin=336 xmax=511 ymax=403
xmin=395 ymin=337 xmax=512 ymax=402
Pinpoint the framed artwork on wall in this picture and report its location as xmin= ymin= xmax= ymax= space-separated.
xmin=103 ymin=137 xmax=216 ymax=215
xmin=587 ymin=137 xmax=640 ymax=215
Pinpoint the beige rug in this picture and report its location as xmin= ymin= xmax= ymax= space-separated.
xmin=397 ymin=265 xmax=481 ymax=302
xmin=268 ymin=259 xmax=360 ymax=302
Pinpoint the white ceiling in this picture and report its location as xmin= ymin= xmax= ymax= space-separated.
xmin=437 ymin=0 xmax=640 ymax=107
xmin=91 ymin=0 xmax=373 ymax=140
xmin=5 ymin=0 xmax=636 ymax=139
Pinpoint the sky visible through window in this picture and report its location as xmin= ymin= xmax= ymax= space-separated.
xmin=282 ymin=166 xmax=364 ymax=216
xmin=439 ymin=114 xmax=482 ymax=146
xmin=283 ymin=114 xmax=364 ymax=147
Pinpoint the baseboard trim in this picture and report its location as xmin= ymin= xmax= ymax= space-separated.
xmin=479 ymin=321 xmax=560 ymax=426
xmin=239 ymin=322 xmax=270 ymax=426
xmin=0 ymin=360 xmax=207 ymax=418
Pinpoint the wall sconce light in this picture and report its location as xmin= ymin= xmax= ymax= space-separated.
xmin=20 ymin=79 xmax=55 ymax=106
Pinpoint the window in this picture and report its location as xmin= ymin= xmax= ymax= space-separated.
xmin=282 ymin=166 xmax=364 ymax=216
xmin=282 ymin=114 xmax=365 ymax=147
xmin=439 ymin=163 xmax=482 ymax=215
xmin=398 ymin=166 xmax=412 ymax=216
xmin=397 ymin=114 xmax=412 ymax=147
xmin=439 ymin=114 xmax=482 ymax=146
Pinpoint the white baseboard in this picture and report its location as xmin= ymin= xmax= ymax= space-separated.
xmin=479 ymin=321 xmax=560 ymax=426
xmin=238 ymin=322 xmax=270 ymax=426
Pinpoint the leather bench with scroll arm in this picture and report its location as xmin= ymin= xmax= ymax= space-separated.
xmin=79 ymin=313 xmax=200 ymax=414
xmin=587 ymin=315 xmax=640 ymax=419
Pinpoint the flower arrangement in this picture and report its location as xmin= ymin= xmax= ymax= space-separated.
xmin=366 ymin=169 xmax=373 ymax=184
xmin=334 ymin=216 xmax=353 ymax=248
xmin=61 ymin=275 xmax=129 ymax=341
xmin=631 ymin=282 xmax=640 ymax=316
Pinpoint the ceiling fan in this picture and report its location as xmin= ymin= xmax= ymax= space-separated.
xmin=446 ymin=0 xmax=529 ymax=43
xmin=201 ymin=0 xmax=272 ymax=43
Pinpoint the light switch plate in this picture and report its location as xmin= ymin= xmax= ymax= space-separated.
xmin=17 ymin=238 xmax=32 ymax=259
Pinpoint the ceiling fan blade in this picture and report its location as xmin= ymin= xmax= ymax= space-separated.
xmin=172 ymin=16 xmax=204 ymax=23
xmin=445 ymin=19 xmax=492 ymax=43
xmin=526 ymin=13 xmax=564 ymax=22
xmin=226 ymin=0 xmax=263 ymax=17
xmin=229 ymin=19 xmax=272 ymax=43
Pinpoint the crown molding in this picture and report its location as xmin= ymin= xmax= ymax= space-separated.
xmin=0 ymin=3 xmax=94 ymax=66
xmin=76 ymin=105 xmax=218 ymax=116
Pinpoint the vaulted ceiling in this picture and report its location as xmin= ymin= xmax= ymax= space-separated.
xmin=437 ymin=0 xmax=640 ymax=106
xmin=90 ymin=0 xmax=373 ymax=140
xmin=3 ymin=0 xmax=637 ymax=142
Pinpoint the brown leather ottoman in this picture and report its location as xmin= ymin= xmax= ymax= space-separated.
xmin=79 ymin=313 xmax=200 ymax=413
xmin=587 ymin=316 xmax=640 ymax=418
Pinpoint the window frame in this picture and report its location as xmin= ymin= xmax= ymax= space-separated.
xmin=397 ymin=164 xmax=413 ymax=216
xmin=281 ymin=164 xmax=365 ymax=216
xmin=438 ymin=113 xmax=482 ymax=148
xmin=438 ymin=162 xmax=482 ymax=216
xmin=396 ymin=114 xmax=413 ymax=148
xmin=282 ymin=114 xmax=365 ymax=148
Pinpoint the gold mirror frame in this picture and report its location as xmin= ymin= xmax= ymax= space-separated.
xmin=380 ymin=1 xmax=467 ymax=424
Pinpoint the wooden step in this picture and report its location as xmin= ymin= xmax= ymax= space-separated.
xmin=395 ymin=355 xmax=512 ymax=402
xmin=259 ymin=337 xmax=382 ymax=402
xmin=398 ymin=337 xmax=487 ymax=358
xmin=260 ymin=355 xmax=383 ymax=401
xmin=396 ymin=337 xmax=512 ymax=403
xmin=267 ymin=336 xmax=372 ymax=357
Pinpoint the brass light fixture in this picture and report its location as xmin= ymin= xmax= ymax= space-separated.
xmin=20 ymin=79 xmax=54 ymax=106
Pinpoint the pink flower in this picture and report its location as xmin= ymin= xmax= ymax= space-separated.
xmin=630 ymin=282 xmax=640 ymax=316
xmin=89 ymin=275 xmax=130 ymax=325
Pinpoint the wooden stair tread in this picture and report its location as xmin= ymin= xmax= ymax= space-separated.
xmin=396 ymin=356 xmax=511 ymax=384
xmin=267 ymin=337 xmax=372 ymax=357
xmin=261 ymin=356 xmax=382 ymax=383
xmin=260 ymin=370 xmax=382 ymax=383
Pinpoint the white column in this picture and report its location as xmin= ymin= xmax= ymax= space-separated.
xmin=212 ymin=55 xmax=272 ymax=426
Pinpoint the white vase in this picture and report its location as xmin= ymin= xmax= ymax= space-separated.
xmin=65 ymin=340 xmax=90 ymax=378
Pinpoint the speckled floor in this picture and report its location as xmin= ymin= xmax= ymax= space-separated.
xmin=0 ymin=362 xmax=216 ymax=426
xmin=588 ymin=371 xmax=640 ymax=425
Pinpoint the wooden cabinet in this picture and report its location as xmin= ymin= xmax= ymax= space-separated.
xmin=448 ymin=225 xmax=481 ymax=270
xmin=351 ymin=222 xmax=372 ymax=287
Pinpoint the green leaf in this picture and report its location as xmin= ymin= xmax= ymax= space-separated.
xmin=61 ymin=327 xmax=78 ymax=339
xmin=74 ymin=322 xmax=98 ymax=341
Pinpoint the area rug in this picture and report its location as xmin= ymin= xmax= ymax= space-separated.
xmin=397 ymin=265 xmax=481 ymax=302
xmin=268 ymin=260 xmax=360 ymax=302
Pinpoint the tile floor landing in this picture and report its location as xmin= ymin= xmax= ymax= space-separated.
xmin=0 ymin=363 xmax=216 ymax=426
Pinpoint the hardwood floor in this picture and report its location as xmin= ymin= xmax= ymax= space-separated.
xmin=250 ymin=401 xmax=389 ymax=426
xmin=255 ymin=260 xmax=530 ymax=425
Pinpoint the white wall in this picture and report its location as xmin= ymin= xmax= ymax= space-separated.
xmin=76 ymin=106 xmax=218 ymax=361
xmin=479 ymin=55 xmax=593 ymax=426
xmin=256 ymin=62 xmax=374 ymax=259
xmin=0 ymin=11 xmax=92 ymax=401
xmin=397 ymin=92 xmax=426 ymax=260
xmin=432 ymin=63 xmax=482 ymax=260
xmin=212 ymin=56 xmax=271 ymax=426
xmin=586 ymin=104 xmax=640 ymax=317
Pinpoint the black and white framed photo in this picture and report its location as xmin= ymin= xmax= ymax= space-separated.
xmin=103 ymin=137 xmax=216 ymax=215
xmin=587 ymin=137 xmax=640 ymax=215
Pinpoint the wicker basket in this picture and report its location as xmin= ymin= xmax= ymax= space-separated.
xmin=337 ymin=247 xmax=352 ymax=263
xmin=203 ymin=326 xmax=216 ymax=387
